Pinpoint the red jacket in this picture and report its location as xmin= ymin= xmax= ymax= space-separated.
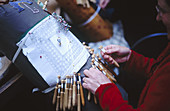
xmin=95 ymin=42 xmax=170 ymax=111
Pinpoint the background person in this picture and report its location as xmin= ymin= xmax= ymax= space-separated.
xmin=98 ymin=0 xmax=166 ymax=47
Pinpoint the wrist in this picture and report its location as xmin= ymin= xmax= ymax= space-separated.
xmin=126 ymin=50 xmax=132 ymax=62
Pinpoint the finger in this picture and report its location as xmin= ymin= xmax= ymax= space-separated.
xmin=104 ymin=45 xmax=115 ymax=50
xmin=89 ymin=68 xmax=103 ymax=78
xmin=101 ymin=51 xmax=109 ymax=59
xmin=82 ymin=77 xmax=86 ymax=83
xmin=103 ymin=54 xmax=109 ymax=59
xmin=105 ymin=56 xmax=115 ymax=65
xmin=108 ymin=61 xmax=114 ymax=65
xmin=82 ymin=82 xmax=88 ymax=89
xmin=84 ymin=69 xmax=95 ymax=78
xmin=104 ymin=45 xmax=119 ymax=51
xmin=82 ymin=76 xmax=89 ymax=82
xmin=83 ymin=69 xmax=90 ymax=77
xmin=83 ymin=75 xmax=93 ymax=83
xmin=82 ymin=82 xmax=94 ymax=94
xmin=108 ymin=56 xmax=113 ymax=61
xmin=99 ymin=0 xmax=104 ymax=7
xmin=103 ymin=55 xmax=112 ymax=62
xmin=106 ymin=49 xmax=119 ymax=56
xmin=88 ymin=67 xmax=97 ymax=73
xmin=110 ymin=60 xmax=115 ymax=65
xmin=82 ymin=78 xmax=98 ymax=94
xmin=101 ymin=2 xmax=107 ymax=8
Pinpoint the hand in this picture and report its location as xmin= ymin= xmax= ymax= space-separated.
xmin=99 ymin=0 xmax=110 ymax=9
xmin=82 ymin=68 xmax=111 ymax=94
xmin=0 ymin=0 xmax=9 ymax=5
xmin=101 ymin=45 xmax=131 ymax=64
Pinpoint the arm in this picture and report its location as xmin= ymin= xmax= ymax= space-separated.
xmin=123 ymin=50 xmax=156 ymax=78
xmin=82 ymin=68 xmax=137 ymax=110
xmin=95 ymin=62 xmax=170 ymax=111
xmin=82 ymin=62 xmax=170 ymax=111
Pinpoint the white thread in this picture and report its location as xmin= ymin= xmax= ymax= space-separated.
xmin=12 ymin=35 xmax=29 ymax=63
xmin=23 ymin=3 xmax=39 ymax=13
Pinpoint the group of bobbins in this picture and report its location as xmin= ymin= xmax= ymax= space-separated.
xmin=82 ymin=42 xmax=120 ymax=108
xmin=83 ymin=42 xmax=119 ymax=83
xmin=52 ymin=73 xmax=85 ymax=111
xmin=52 ymin=43 xmax=120 ymax=111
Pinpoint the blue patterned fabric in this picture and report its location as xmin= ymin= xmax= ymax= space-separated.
xmin=9 ymin=0 xmax=32 ymax=12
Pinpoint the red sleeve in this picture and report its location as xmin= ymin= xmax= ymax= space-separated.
xmin=95 ymin=83 xmax=139 ymax=111
xmin=95 ymin=63 xmax=170 ymax=111
xmin=138 ymin=62 xmax=170 ymax=111
xmin=123 ymin=50 xmax=156 ymax=78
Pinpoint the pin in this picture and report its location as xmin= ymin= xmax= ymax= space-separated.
xmin=52 ymin=13 xmax=71 ymax=32
xmin=57 ymin=37 xmax=61 ymax=46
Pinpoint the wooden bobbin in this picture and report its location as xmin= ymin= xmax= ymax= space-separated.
xmin=78 ymin=73 xmax=85 ymax=106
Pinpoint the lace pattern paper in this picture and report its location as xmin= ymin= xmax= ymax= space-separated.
xmin=17 ymin=15 xmax=90 ymax=86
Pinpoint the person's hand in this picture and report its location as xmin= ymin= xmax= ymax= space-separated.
xmin=101 ymin=45 xmax=131 ymax=65
xmin=82 ymin=68 xmax=111 ymax=94
xmin=0 ymin=0 xmax=9 ymax=5
xmin=99 ymin=0 xmax=110 ymax=9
